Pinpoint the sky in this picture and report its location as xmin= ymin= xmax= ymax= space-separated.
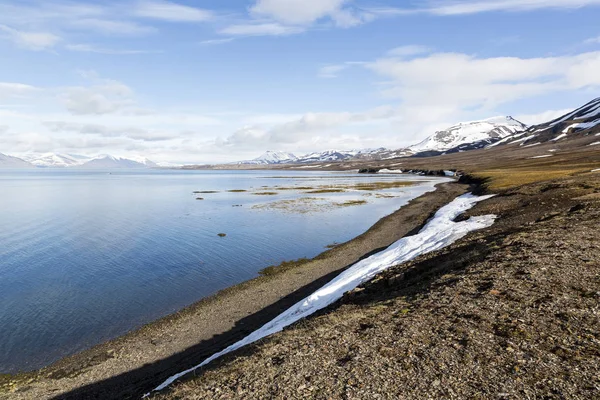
xmin=1 ymin=0 xmax=600 ymax=164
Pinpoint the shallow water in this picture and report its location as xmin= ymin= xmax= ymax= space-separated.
xmin=0 ymin=169 xmax=447 ymax=373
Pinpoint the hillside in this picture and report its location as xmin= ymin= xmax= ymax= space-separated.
xmin=0 ymin=153 xmax=34 ymax=168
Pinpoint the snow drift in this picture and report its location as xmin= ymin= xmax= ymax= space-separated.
xmin=151 ymin=193 xmax=496 ymax=394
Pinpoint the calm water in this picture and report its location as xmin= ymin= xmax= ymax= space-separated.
xmin=0 ymin=169 xmax=446 ymax=373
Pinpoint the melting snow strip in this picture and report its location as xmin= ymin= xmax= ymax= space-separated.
xmin=148 ymin=193 xmax=497 ymax=396
xmin=530 ymin=155 xmax=553 ymax=159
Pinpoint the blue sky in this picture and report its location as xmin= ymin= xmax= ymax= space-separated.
xmin=1 ymin=0 xmax=600 ymax=163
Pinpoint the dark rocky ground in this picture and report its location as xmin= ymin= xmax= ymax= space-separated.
xmin=156 ymin=173 xmax=600 ymax=400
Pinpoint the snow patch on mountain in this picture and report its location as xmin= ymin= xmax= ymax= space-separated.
xmin=410 ymin=116 xmax=527 ymax=153
xmin=78 ymin=155 xmax=158 ymax=169
xmin=22 ymin=153 xmax=89 ymax=168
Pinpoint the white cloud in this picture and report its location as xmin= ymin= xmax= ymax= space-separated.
xmin=199 ymin=38 xmax=234 ymax=45
xmin=370 ymin=0 xmax=600 ymax=16
xmin=0 ymin=24 xmax=60 ymax=50
xmin=250 ymin=0 xmax=347 ymax=25
xmin=318 ymin=65 xmax=348 ymax=78
xmin=61 ymin=77 xmax=135 ymax=115
xmin=514 ymin=109 xmax=572 ymax=126
xmin=43 ymin=121 xmax=177 ymax=141
xmin=367 ymin=51 xmax=600 ymax=110
xmin=134 ymin=0 xmax=213 ymax=22
xmin=585 ymin=36 xmax=600 ymax=44
xmin=70 ymin=18 xmax=155 ymax=36
xmin=218 ymin=105 xmax=403 ymax=149
xmin=219 ymin=23 xmax=303 ymax=36
xmin=219 ymin=0 xmax=372 ymax=37
xmin=426 ymin=0 xmax=600 ymax=15
xmin=0 ymin=82 xmax=38 ymax=99
xmin=387 ymin=45 xmax=432 ymax=57
xmin=65 ymin=44 xmax=159 ymax=54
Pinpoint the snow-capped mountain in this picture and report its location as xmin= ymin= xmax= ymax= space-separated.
xmin=294 ymin=148 xmax=410 ymax=163
xmin=295 ymin=150 xmax=357 ymax=163
xmin=496 ymin=98 xmax=600 ymax=146
xmin=240 ymin=151 xmax=298 ymax=165
xmin=78 ymin=155 xmax=158 ymax=169
xmin=237 ymin=148 xmax=413 ymax=165
xmin=0 ymin=153 xmax=35 ymax=168
xmin=22 ymin=153 xmax=89 ymax=168
xmin=410 ymin=116 xmax=527 ymax=153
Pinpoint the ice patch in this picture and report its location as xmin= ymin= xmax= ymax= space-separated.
xmin=552 ymin=133 xmax=567 ymax=141
xmin=562 ymin=117 xmax=600 ymax=133
xmin=530 ymin=155 xmax=553 ymax=159
xmin=149 ymin=193 xmax=496 ymax=395
xmin=513 ymin=134 xmax=536 ymax=145
xmin=589 ymin=142 xmax=600 ymax=146
xmin=378 ymin=168 xmax=404 ymax=174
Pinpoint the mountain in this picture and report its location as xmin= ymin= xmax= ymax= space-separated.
xmin=240 ymin=151 xmax=298 ymax=165
xmin=22 ymin=153 xmax=89 ymax=168
xmin=350 ymin=148 xmax=414 ymax=160
xmin=294 ymin=148 xmax=412 ymax=163
xmin=236 ymin=148 xmax=414 ymax=165
xmin=409 ymin=116 xmax=527 ymax=153
xmin=295 ymin=150 xmax=357 ymax=163
xmin=78 ymin=155 xmax=158 ymax=169
xmin=496 ymin=98 xmax=600 ymax=146
xmin=0 ymin=153 xmax=35 ymax=168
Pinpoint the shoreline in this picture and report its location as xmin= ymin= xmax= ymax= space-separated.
xmin=2 ymin=181 xmax=468 ymax=399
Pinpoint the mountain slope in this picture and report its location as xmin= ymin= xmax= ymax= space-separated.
xmin=78 ymin=155 xmax=158 ymax=169
xmin=501 ymin=98 xmax=600 ymax=146
xmin=0 ymin=153 xmax=35 ymax=168
xmin=410 ymin=116 xmax=527 ymax=153
xmin=240 ymin=151 xmax=298 ymax=165
xmin=23 ymin=153 xmax=88 ymax=168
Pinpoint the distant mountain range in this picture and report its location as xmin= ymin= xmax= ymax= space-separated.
xmin=0 ymin=153 xmax=36 ymax=168
xmin=238 ymin=116 xmax=528 ymax=165
xmin=3 ymin=97 xmax=599 ymax=169
xmin=0 ymin=153 xmax=161 ymax=169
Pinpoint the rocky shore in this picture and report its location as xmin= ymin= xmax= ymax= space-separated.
xmin=155 ymin=173 xmax=600 ymax=400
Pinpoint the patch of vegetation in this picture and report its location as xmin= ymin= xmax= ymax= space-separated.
xmin=194 ymin=190 xmax=219 ymax=194
xmin=474 ymin=168 xmax=589 ymax=190
xmin=276 ymin=186 xmax=316 ymax=191
xmin=325 ymin=242 xmax=340 ymax=249
xmin=305 ymin=188 xmax=346 ymax=194
xmin=196 ymin=197 xmax=204 ymax=200
xmin=352 ymin=181 xmax=415 ymax=191
xmin=259 ymin=258 xmax=310 ymax=277
xmin=336 ymin=200 xmax=368 ymax=207
xmin=253 ymin=192 xmax=279 ymax=196
xmin=217 ymin=233 xmax=227 ymax=237
xmin=252 ymin=197 xmax=322 ymax=213
xmin=227 ymin=189 xmax=247 ymax=193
